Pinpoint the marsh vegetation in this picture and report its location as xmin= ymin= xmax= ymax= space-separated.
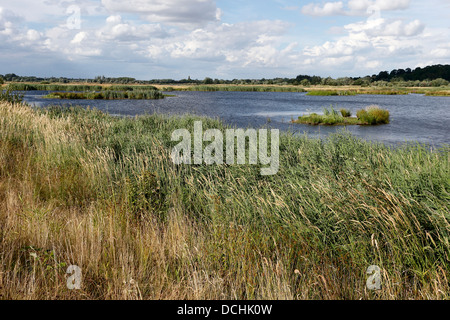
xmin=4 ymin=80 xmax=450 ymax=96
xmin=7 ymin=83 xmax=160 ymax=92
xmin=0 ymin=101 xmax=448 ymax=299
xmin=43 ymin=89 xmax=165 ymax=100
xmin=167 ymin=85 xmax=307 ymax=93
xmin=294 ymin=106 xmax=390 ymax=126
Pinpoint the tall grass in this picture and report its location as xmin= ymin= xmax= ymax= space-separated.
xmin=295 ymin=106 xmax=389 ymax=126
xmin=1 ymin=87 xmax=24 ymax=103
xmin=340 ymin=108 xmax=352 ymax=117
xmin=8 ymin=83 xmax=159 ymax=92
xmin=178 ymin=85 xmax=306 ymax=93
xmin=45 ymin=89 xmax=165 ymax=100
xmin=9 ymin=83 xmax=104 ymax=92
xmin=305 ymin=89 xmax=419 ymax=96
xmin=356 ymin=89 xmax=409 ymax=95
xmin=0 ymin=101 xmax=449 ymax=299
xmin=8 ymin=82 xmax=450 ymax=96
xmin=306 ymin=90 xmax=357 ymax=96
xmin=425 ymin=91 xmax=450 ymax=96
xmin=356 ymin=105 xmax=390 ymax=125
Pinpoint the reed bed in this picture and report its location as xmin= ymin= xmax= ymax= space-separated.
xmin=306 ymin=89 xmax=411 ymax=96
xmin=8 ymin=83 xmax=104 ymax=92
xmin=356 ymin=89 xmax=410 ymax=95
xmin=306 ymin=90 xmax=357 ymax=96
xmin=44 ymin=89 xmax=165 ymax=100
xmin=174 ymin=85 xmax=306 ymax=93
xmin=295 ymin=106 xmax=389 ymax=125
xmin=425 ymin=91 xmax=450 ymax=96
xmin=0 ymin=101 xmax=449 ymax=300
xmin=8 ymin=83 xmax=159 ymax=92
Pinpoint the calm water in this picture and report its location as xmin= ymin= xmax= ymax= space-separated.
xmin=24 ymin=91 xmax=450 ymax=147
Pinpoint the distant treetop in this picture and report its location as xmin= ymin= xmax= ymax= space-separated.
xmin=1 ymin=64 xmax=449 ymax=86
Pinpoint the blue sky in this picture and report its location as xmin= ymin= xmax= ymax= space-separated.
xmin=0 ymin=0 xmax=449 ymax=80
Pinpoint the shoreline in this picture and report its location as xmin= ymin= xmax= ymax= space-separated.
xmin=3 ymin=82 xmax=450 ymax=96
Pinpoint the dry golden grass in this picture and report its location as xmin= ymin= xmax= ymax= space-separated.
xmin=0 ymin=101 xmax=449 ymax=300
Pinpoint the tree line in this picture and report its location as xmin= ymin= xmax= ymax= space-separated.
xmin=1 ymin=64 xmax=449 ymax=87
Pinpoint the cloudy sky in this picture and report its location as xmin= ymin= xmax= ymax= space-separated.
xmin=0 ymin=0 xmax=449 ymax=80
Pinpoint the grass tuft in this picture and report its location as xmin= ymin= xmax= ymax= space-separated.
xmin=356 ymin=105 xmax=390 ymax=125
xmin=294 ymin=106 xmax=389 ymax=126
xmin=340 ymin=108 xmax=352 ymax=117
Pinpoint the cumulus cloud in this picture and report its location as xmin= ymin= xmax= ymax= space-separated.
xmin=97 ymin=15 xmax=168 ymax=41
xmin=144 ymin=20 xmax=295 ymax=67
xmin=302 ymin=0 xmax=411 ymax=16
xmin=302 ymin=2 xmax=345 ymax=16
xmin=42 ymin=26 xmax=102 ymax=57
xmin=1 ymin=2 xmax=300 ymax=75
xmin=0 ymin=7 xmax=47 ymax=52
xmin=71 ymin=31 xmax=87 ymax=44
xmin=0 ymin=7 xmax=21 ymax=37
xmin=301 ymin=16 xmax=430 ymax=75
xmin=0 ymin=0 xmax=448 ymax=79
xmin=344 ymin=18 xmax=425 ymax=37
xmin=0 ymin=0 xmax=104 ymax=23
xmin=430 ymin=46 xmax=450 ymax=58
xmin=101 ymin=0 xmax=219 ymax=28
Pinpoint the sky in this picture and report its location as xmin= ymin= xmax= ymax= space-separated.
xmin=0 ymin=0 xmax=449 ymax=80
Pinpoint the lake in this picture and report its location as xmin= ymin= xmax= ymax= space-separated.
xmin=24 ymin=91 xmax=450 ymax=147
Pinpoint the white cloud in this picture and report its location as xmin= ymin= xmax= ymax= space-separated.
xmin=321 ymin=55 xmax=354 ymax=66
xmin=0 ymin=7 xmax=21 ymax=37
xmin=429 ymin=43 xmax=450 ymax=58
xmin=0 ymin=0 xmax=104 ymax=23
xmin=3 ymin=3 xmax=295 ymax=74
xmin=144 ymin=20 xmax=294 ymax=67
xmin=106 ymin=15 xmax=122 ymax=24
xmin=97 ymin=15 xmax=168 ymax=41
xmin=344 ymin=18 xmax=425 ymax=37
xmin=301 ymin=2 xmax=345 ymax=16
xmin=302 ymin=0 xmax=411 ymax=16
xmin=38 ymin=24 xmax=103 ymax=58
xmin=71 ymin=31 xmax=87 ymax=44
xmin=301 ymin=16 xmax=430 ymax=75
xmin=365 ymin=60 xmax=382 ymax=69
xmin=26 ymin=29 xmax=41 ymax=41
xmin=0 ymin=0 xmax=448 ymax=79
xmin=101 ymin=0 xmax=218 ymax=28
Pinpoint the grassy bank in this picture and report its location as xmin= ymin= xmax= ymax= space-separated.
xmin=0 ymin=102 xmax=449 ymax=299
xmin=306 ymin=90 xmax=357 ymax=96
xmin=44 ymin=89 xmax=165 ymax=100
xmin=170 ymin=85 xmax=448 ymax=95
xmin=7 ymin=83 xmax=160 ymax=92
xmin=305 ymin=89 xmax=411 ymax=96
xmin=167 ymin=85 xmax=307 ymax=93
xmin=425 ymin=91 xmax=450 ymax=96
xmin=5 ymin=82 xmax=450 ymax=96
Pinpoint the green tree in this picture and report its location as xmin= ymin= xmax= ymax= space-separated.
xmin=430 ymin=78 xmax=449 ymax=87
xmin=203 ymin=77 xmax=213 ymax=84
xmin=300 ymin=79 xmax=311 ymax=86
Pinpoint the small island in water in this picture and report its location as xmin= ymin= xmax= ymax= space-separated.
xmin=293 ymin=105 xmax=390 ymax=126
